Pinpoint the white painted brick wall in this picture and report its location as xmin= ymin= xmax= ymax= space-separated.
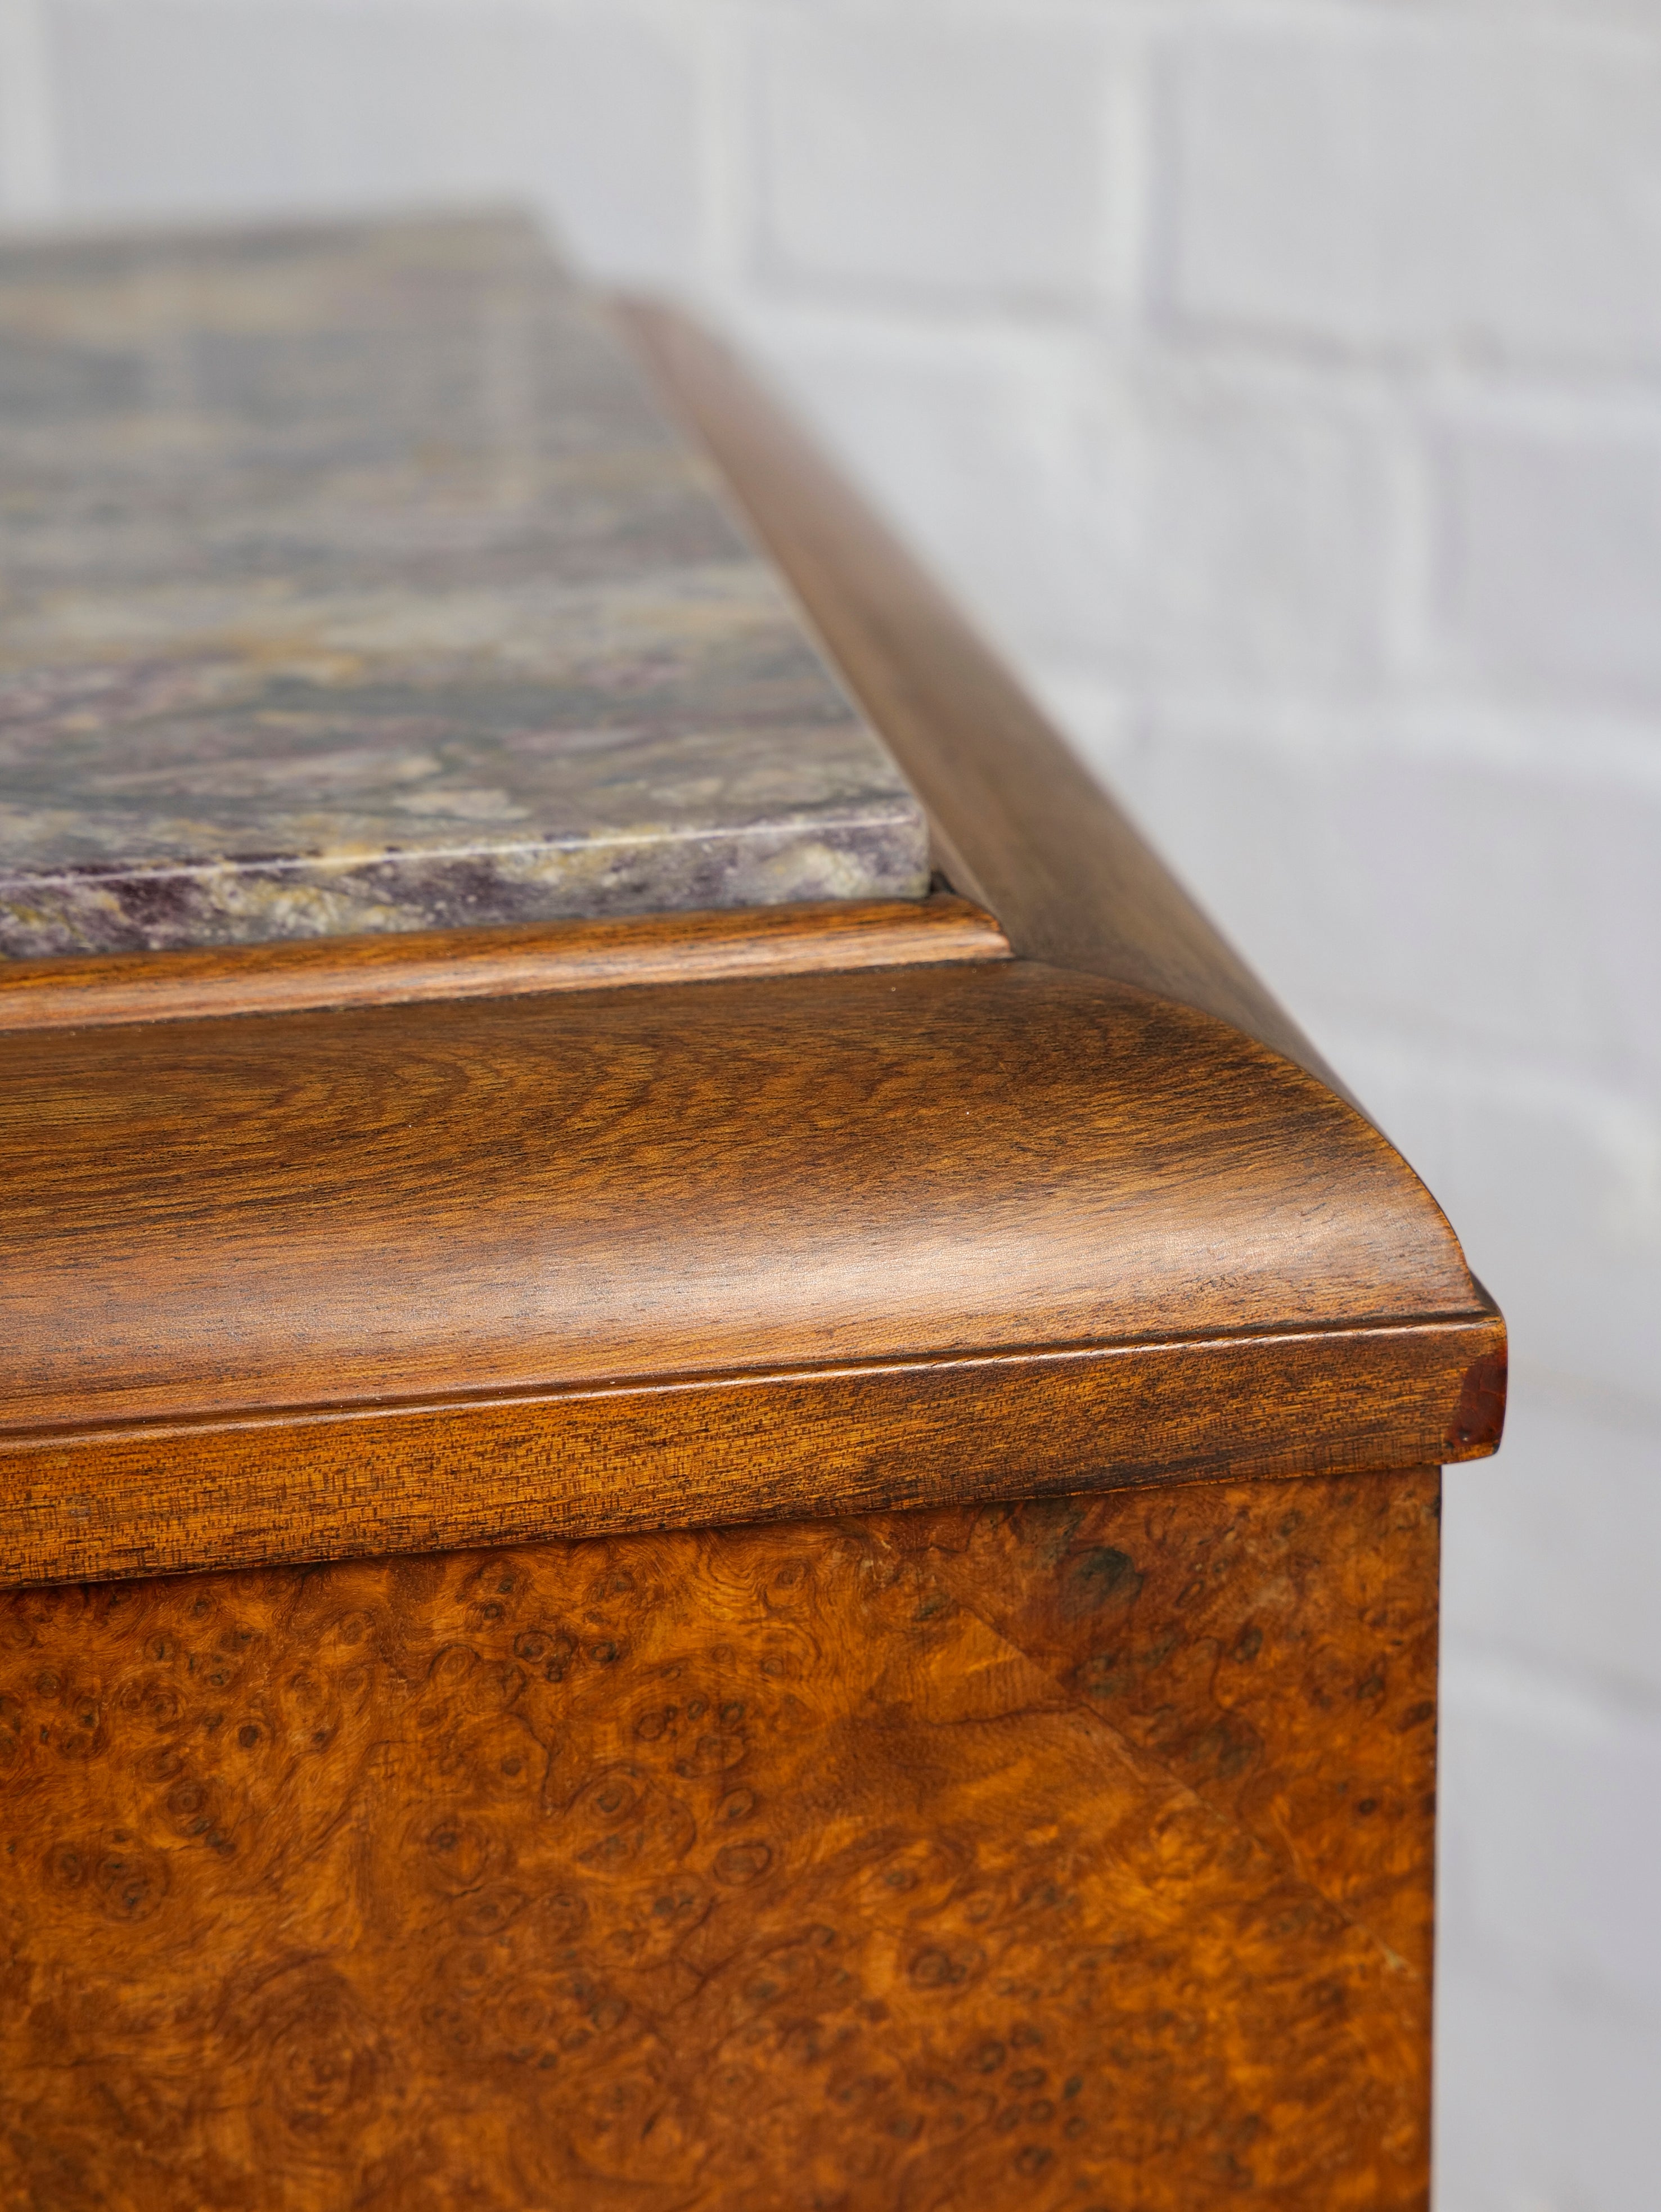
xmin=1163 ymin=17 xmax=1661 ymax=368
xmin=42 ymin=0 xmax=706 ymax=278
xmin=2 ymin=4 xmax=1657 ymax=2204
xmin=753 ymin=12 xmax=1122 ymax=305
xmin=1429 ymin=411 xmax=1661 ymax=702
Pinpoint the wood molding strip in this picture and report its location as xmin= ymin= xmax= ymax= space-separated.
xmin=0 ymin=894 xmax=1009 ymax=1034
xmin=0 ymin=1316 xmax=1505 ymax=1588
xmin=615 ymin=299 xmax=1363 ymax=1112
xmin=0 ymin=288 xmax=1509 ymax=1589
xmin=0 ymin=961 xmax=1487 ymax=1442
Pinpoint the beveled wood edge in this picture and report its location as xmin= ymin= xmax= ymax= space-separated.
xmin=2 ymin=955 xmax=1491 ymax=1441
xmin=0 ymin=1312 xmax=1503 ymax=1588
xmin=0 ymin=893 xmax=1009 ymax=1033
xmin=610 ymin=303 xmax=1520 ymax=1499
xmin=0 ymin=289 xmax=1509 ymax=1593
xmin=614 ymin=298 xmax=1366 ymax=1119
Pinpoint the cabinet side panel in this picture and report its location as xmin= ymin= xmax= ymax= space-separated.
xmin=869 ymin=1465 xmax=1442 ymax=1979
xmin=0 ymin=1467 xmax=1436 ymax=2210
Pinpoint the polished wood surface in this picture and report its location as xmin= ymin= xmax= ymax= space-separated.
xmin=0 ymin=1463 xmax=1437 ymax=2211
xmin=0 ymin=285 xmax=1505 ymax=1594
xmin=0 ymin=895 xmax=1007 ymax=1035
xmin=617 ymin=300 xmax=1361 ymax=1110
xmin=2 ymin=962 xmax=1482 ymax=1434
xmin=1 ymin=956 xmax=1498 ymax=1582
xmin=2 ymin=1312 xmax=1497 ymax=1588
xmin=1 ymin=236 xmax=1486 ymax=2211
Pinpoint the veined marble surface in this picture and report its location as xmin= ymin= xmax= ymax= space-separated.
xmin=0 ymin=214 xmax=929 ymax=956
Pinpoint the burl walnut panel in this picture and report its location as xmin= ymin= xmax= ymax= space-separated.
xmin=0 ymin=1468 xmax=1438 ymax=2211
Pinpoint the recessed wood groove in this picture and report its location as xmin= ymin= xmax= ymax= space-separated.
xmin=0 ymin=893 xmax=1008 ymax=1034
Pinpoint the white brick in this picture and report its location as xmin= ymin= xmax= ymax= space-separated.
xmin=1056 ymin=716 xmax=1661 ymax=1079
xmin=1434 ymin=1950 xmax=1661 ymax=2212
xmin=1438 ymin=1644 xmax=1661 ymax=2028
xmin=0 ymin=0 xmax=61 ymax=217
xmin=753 ymin=12 xmax=1117 ymax=303
xmin=1164 ymin=21 xmax=1661 ymax=366
xmin=46 ymin=0 xmax=701 ymax=281
xmin=1314 ymin=1035 xmax=1661 ymax=1413
xmin=1429 ymin=417 xmax=1661 ymax=703
xmin=1088 ymin=362 xmax=1389 ymax=690
xmin=773 ymin=340 xmax=1389 ymax=686
xmin=750 ymin=323 xmax=1120 ymax=665
xmin=1443 ymin=1385 xmax=1661 ymax=1697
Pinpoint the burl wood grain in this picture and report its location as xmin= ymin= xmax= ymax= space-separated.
xmin=0 ymin=1467 xmax=1437 ymax=2210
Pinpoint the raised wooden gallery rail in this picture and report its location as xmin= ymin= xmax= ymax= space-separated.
xmin=0 ymin=218 xmax=1502 ymax=2212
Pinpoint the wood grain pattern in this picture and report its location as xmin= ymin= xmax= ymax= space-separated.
xmin=877 ymin=1468 xmax=1442 ymax=1978
xmin=1 ymin=962 xmax=1484 ymax=1437
xmin=0 ymin=1465 xmax=1437 ymax=2210
xmin=0 ymin=1317 xmax=1499 ymax=1589
xmin=616 ymin=300 xmax=1362 ymax=1110
xmin=0 ymin=271 xmax=1505 ymax=1604
xmin=0 ymin=241 xmax=1474 ymax=2212
xmin=0 ymin=952 xmax=1500 ymax=1584
xmin=0 ymin=896 xmax=1008 ymax=1035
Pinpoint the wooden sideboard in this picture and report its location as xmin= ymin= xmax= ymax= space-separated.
xmin=0 ymin=217 xmax=1503 ymax=2212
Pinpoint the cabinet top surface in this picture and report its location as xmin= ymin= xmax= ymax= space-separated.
xmin=0 ymin=213 xmax=928 ymax=957
xmin=0 ymin=218 xmax=1506 ymax=1591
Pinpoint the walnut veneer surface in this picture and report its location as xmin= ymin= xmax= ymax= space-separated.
xmin=0 ymin=1466 xmax=1437 ymax=2212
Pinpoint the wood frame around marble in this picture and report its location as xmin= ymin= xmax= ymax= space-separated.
xmin=613 ymin=300 xmax=1354 ymax=1102
xmin=0 ymin=894 xmax=1009 ymax=1034
xmin=0 ymin=305 xmax=1506 ymax=1591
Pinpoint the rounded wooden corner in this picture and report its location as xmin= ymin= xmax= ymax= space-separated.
xmin=0 ymin=282 xmax=1507 ymax=1588
xmin=611 ymin=290 xmax=1505 ymax=1430
xmin=0 ymin=945 xmax=1504 ymax=1584
xmin=3 ymin=953 xmax=1492 ymax=1406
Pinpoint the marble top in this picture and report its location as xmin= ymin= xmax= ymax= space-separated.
xmin=0 ymin=214 xmax=928 ymax=957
